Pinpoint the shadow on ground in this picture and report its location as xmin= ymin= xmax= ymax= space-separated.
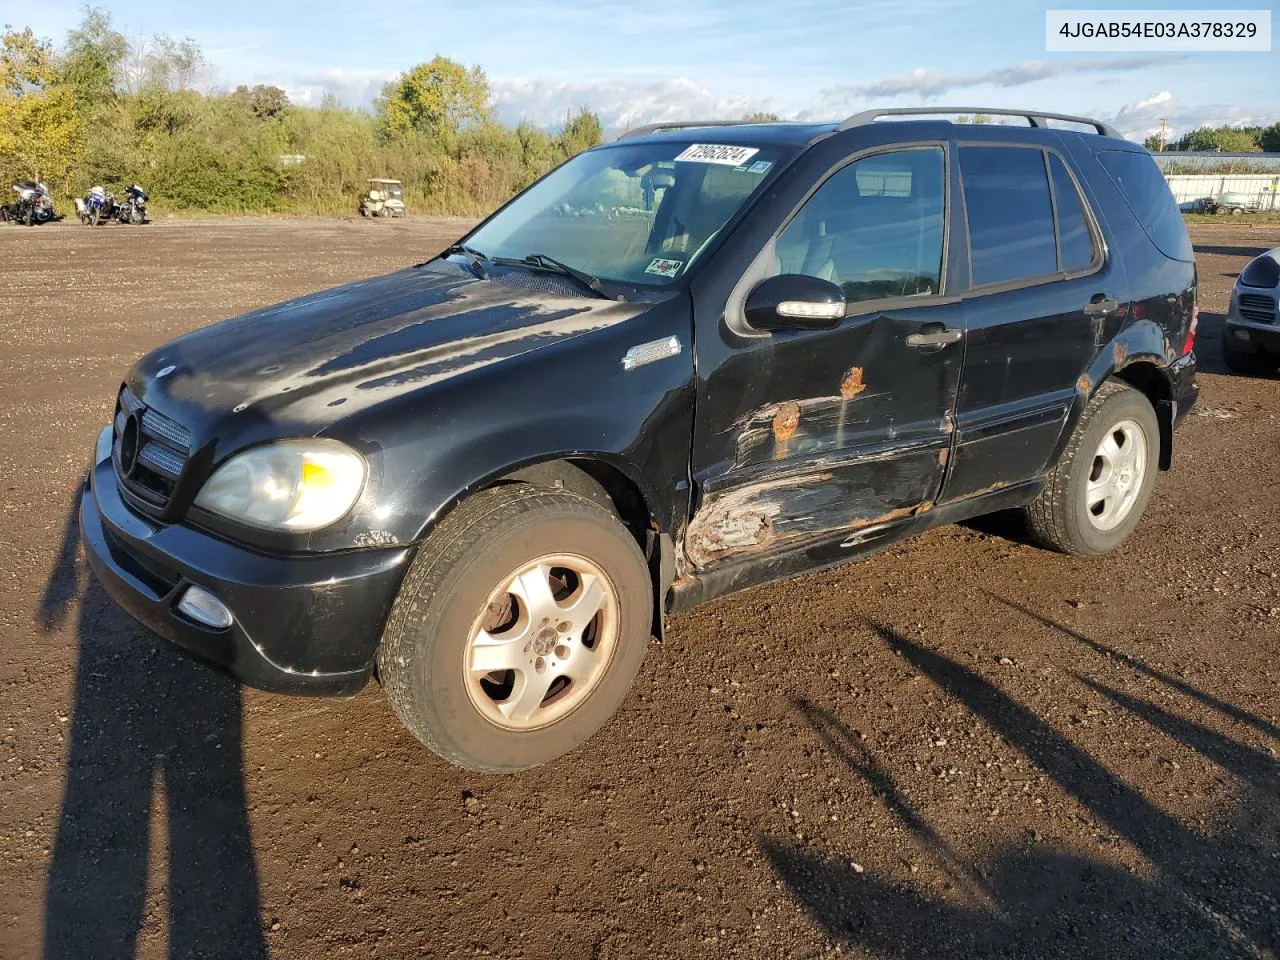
xmin=1192 ymin=245 xmax=1273 ymax=259
xmin=762 ymin=609 xmax=1280 ymax=958
xmin=38 ymin=492 xmax=266 ymax=960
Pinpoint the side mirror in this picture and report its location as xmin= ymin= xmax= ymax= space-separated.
xmin=744 ymin=274 xmax=846 ymax=331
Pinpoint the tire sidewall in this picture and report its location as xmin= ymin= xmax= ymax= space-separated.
xmin=398 ymin=505 xmax=650 ymax=771
xmin=1062 ymin=389 xmax=1160 ymax=555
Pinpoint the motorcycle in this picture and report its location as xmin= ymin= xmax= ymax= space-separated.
xmin=1 ymin=181 xmax=56 ymax=226
xmin=114 ymin=184 xmax=148 ymax=225
xmin=75 ymin=185 xmax=116 ymax=225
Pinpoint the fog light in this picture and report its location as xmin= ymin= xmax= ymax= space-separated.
xmin=1234 ymin=330 xmax=1251 ymax=341
xmin=177 ymin=585 xmax=234 ymax=629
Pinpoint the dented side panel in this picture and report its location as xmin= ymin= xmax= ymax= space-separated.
xmin=685 ymin=292 xmax=965 ymax=572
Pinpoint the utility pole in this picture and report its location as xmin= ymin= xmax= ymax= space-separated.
xmin=1157 ymin=117 xmax=1170 ymax=151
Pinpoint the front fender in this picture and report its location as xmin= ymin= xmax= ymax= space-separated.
xmin=330 ymin=305 xmax=697 ymax=551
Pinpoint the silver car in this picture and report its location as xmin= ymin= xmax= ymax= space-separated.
xmin=1223 ymin=247 xmax=1280 ymax=374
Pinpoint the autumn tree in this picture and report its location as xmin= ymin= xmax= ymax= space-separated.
xmin=376 ymin=56 xmax=489 ymax=145
xmin=0 ymin=25 xmax=82 ymax=188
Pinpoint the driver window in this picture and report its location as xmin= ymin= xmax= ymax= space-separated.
xmin=775 ymin=147 xmax=946 ymax=304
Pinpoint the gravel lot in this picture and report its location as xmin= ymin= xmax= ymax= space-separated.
xmin=1 ymin=216 xmax=1278 ymax=959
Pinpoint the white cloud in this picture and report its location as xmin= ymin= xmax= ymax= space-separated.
xmin=286 ymin=68 xmax=399 ymax=108
xmin=490 ymin=76 xmax=784 ymax=131
xmin=818 ymin=56 xmax=1182 ymax=104
xmin=1102 ymin=91 xmax=1278 ymax=141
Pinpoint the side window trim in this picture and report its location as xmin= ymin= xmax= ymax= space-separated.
xmin=724 ymin=141 xmax=952 ymax=337
xmin=956 ymin=140 xmax=1107 ymax=301
xmin=1046 ymin=149 xmax=1106 ymax=276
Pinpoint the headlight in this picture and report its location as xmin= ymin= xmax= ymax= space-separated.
xmin=1239 ymin=255 xmax=1279 ymax=289
xmin=194 ymin=440 xmax=366 ymax=532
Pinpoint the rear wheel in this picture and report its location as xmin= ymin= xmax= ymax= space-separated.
xmin=1024 ymin=380 xmax=1159 ymax=556
xmin=378 ymin=484 xmax=652 ymax=772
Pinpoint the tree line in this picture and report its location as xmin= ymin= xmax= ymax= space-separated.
xmin=0 ymin=7 xmax=604 ymax=215
xmin=1144 ymin=124 xmax=1280 ymax=154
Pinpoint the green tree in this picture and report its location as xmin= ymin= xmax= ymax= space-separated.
xmin=1259 ymin=122 xmax=1280 ymax=153
xmin=61 ymin=6 xmax=126 ymax=105
xmin=144 ymin=33 xmax=203 ymax=91
xmin=1143 ymin=133 xmax=1163 ymax=152
xmin=376 ymin=56 xmax=489 ymax=144
xmin=232 ymin=84 xmax=289 ymax=120
xmin=557 ymin=106 xmax=602 ymax=158
xmin=1177 ymin=126 xmax=1261 ymax=152
xmin=742 ymin=111 xmax=780 ymax=122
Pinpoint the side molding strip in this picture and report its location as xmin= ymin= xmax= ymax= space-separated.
xmin=622 ymin=336 xmax=682 ymax=371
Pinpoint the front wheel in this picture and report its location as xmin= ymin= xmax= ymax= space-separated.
xmin=1023 ymin=381 xmax=1159 ymax=556
xmin=378 ymin=484 xmax=652 ymax=772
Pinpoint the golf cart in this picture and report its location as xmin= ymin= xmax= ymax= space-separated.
xmin=360 ymin=179 xmax=406 ymax=218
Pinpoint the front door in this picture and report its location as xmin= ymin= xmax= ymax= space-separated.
xmin=685 ymin=144 xmax=965 ymax=573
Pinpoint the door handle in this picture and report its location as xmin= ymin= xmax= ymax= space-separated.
xmin=905 ymin=327 xmax=963 ymax=348
xmin=1084 ymin=295 xmax=1120 ymax=317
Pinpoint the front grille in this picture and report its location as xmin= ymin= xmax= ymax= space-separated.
xmin=113 ymin=387 xmax=192 ymax=511
xmin=1238 ymin=293 xmax=1277 ymax=325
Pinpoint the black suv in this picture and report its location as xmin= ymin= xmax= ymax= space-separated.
xmin=81 ymin=108 xmax=1198 ymax=771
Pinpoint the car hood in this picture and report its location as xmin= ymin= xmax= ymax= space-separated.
xmin=128 ymin=263 xmax=650 ymax=433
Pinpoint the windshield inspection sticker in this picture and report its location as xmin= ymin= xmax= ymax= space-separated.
xmin=747 ymin=160 xmax=773 ymax=174
xmin=674 ymin=143 xmax=760 ymax=166
xmin=645 ymin=257 xmax=684 ymax=278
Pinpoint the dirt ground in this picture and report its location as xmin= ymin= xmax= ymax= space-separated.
xmin=1 ymin=216 xmax=1278 ymax=960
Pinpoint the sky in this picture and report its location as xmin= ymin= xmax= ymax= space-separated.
xmin=8 ymin=0 xmax=1278 ymax=140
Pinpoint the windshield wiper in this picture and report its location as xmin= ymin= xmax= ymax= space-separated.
xmin=497 ymin=252 xmax=614 ymax=300
xmin=441 ymin=243 xmax=490 ymax=280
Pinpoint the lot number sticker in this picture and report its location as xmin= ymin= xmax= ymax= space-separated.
xmin=645 ymin=257 xmax=684 ymax=278
xmin=674 ymin=144 xmax=760 ymax=166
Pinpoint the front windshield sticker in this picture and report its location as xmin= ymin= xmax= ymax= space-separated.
xmin=644 ymin=257 xmax=684 ymax=278
xmin=746 ymin=160 xmax=773 ymax=174
xmin=673 ymin=144 xmax=760 ymax=166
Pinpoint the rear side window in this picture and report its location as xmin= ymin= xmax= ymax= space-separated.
xmin=1096 ymin=150 xmax=1194 ymax=262
xmin=959 ymin=146 xmax=1057 ymax=285
xmin=1049 ymin=154 xmax=1097 ymax=272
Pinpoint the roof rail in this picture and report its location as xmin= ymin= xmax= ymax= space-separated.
xmin=617 ymin=120 xmax=749 ymax=140
xmin=837 ymin=107 xmax=1123 ymax=139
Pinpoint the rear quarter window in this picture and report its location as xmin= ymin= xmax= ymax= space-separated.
xmin=1095 ymin=150 xmax=1194 ymax=262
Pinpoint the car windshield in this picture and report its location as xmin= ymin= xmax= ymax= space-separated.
xmin=458 ymin=140 xmax=790 ymax=287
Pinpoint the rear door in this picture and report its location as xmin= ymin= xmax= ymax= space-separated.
xmin=946 ymin=141 xmax=1126 ymax=499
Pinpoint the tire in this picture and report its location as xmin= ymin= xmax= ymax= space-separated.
xmin=89 ymin=208 xmax=99 ymax=226
xmin=1221 ymin=331 xmax=1279 ymax=375
xmin=378 ymin=483 xmax=652 ymax=772
xmin=1023 ymin=380 xmax=1159 ymax=556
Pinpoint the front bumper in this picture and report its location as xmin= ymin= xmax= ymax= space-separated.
xmin=80 ymin=428 xmax=412 ymax=696
xmin=1224 ymin=316 xmax=1280 ymax=355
